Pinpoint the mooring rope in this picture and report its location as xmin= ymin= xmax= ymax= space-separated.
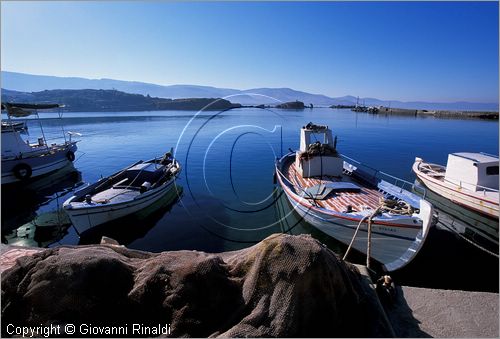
xmin=342 ymin=214 xmax=370 ymax=261
xmin=343 ymin=198 xmax=415 ymax=268
xmin=437 ymin=220 xmax=499 ymax=258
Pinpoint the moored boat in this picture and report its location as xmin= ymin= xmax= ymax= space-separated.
xmin=275 ymin=123 xmax=434 ymax=271
xmin=63 ymin=151 xmax=181 ymax=234
xmin=1 ymin=120 xmax=27 ymax=132
xmin=1 ymin=103 xmax=78 ymax=184
xmin=413 ymin=153 xmax=499 ymax=219
xmin=412 ymin=153 xmax=499 ymax=250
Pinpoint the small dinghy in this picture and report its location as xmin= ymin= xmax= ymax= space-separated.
xmin=63 ymin=151 xmax=181 ymax=234
xmin=275 ymin=123 xmax=434 ymax=271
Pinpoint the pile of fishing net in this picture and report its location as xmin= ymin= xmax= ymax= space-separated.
xmin=299 ymin=141 xmax=339 ymax=161
xmin=1 ymin=234 xmax=393 ymax=337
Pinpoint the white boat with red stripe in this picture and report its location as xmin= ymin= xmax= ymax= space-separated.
xmin=413 ymin=153 xmax=499 ymax=220
xmin=275 ymin=123 xmax=434 ymax=272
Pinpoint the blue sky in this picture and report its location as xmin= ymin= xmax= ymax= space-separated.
xmin=1 ymin=1 xmax=498 ymax=102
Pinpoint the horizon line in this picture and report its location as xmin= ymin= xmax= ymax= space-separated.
xmin=2 ymin=69 xmax=498 ymax=105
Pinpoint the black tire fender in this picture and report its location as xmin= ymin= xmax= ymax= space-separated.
xmin=67 ymin=150 xmax=76 ymax=162
xmin=13 ymin=163 xmax=32 ymax=180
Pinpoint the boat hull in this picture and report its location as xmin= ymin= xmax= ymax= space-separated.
xmin=64 ymin=177 xmax=179 ymax=234
xmin=2 ymin=143 xmax=77 ymax=184
xmin=412 ymin=160 xmax=499 ymax=219
xmin=277 ymin=153 xmax=433 ymax=271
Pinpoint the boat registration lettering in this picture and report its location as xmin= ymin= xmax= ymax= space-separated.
xmin=376 ymin=226 xmax=397 ymax=233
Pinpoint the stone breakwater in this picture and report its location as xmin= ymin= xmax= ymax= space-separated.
xmin=377 ymin=106 xmax=499 ymax=119
xmin=1 ymin=234 xmax=392 ymax=337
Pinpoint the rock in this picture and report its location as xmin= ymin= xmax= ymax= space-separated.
xmin=275 ymin=101 xmax=305 ymax=109
xmin=1 ymin=234 xmax=390 ymax=337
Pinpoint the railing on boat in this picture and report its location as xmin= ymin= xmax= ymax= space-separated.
xmin=276 ymin=152 xmax=428 ymax=201
xmin=416 ymin=160 xmax=499 ymax=196
xmin=340 ymin=153 xmax=427 ymax=198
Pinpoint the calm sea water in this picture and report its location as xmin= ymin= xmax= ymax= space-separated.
xmin=2 ymin=108 xmax=498 ymax=291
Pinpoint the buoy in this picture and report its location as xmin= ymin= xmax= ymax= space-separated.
xmin=13 ymin=163 xmax=32 ymax=180
xmin=67 ymin=150 xmax=76 ymax=162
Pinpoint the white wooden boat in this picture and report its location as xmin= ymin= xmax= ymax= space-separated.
xmin=413 ymin=153 xmax=499 ymax=219
xmin=1 ymin=103 xmax=78 ymax=184
xmin=276 ymin=123 xmax=434 ymax=271
xmin=63 ymin=152 xmax=181 ymax=234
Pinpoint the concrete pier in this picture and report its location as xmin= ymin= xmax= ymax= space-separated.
xmin=377 ymin=106 xmax=499 ymax=119
xmin=386 ymin=286 xmax=499 ymax=338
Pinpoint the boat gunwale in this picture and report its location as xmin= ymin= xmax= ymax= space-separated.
xmin=1 ymin=141 xmax=78 ymax=162
xmin=64 ymin=158 xmax=180 ymax=211
xmin=64 ymin=178 xmax=177 ymax=217
xmin=276 ymin=153 xmax=423 ymax=229
xmin=413 ymin=160 xmax=499 ymax=205
xmin=291 ymin=200 xmax=418 ymax=241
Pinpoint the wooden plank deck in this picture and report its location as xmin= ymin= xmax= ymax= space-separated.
xmin=285 ymin=162 xmax=383 ymax=212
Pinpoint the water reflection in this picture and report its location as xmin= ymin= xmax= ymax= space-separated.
xmin=3 ymin=210 xmax=71 ymax=247
xmin=2 ymin=163 xmax=82 ymax=246
xmin=413 ymin=179 xmax=498 ymax=254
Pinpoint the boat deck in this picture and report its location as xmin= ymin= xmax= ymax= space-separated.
xmin=91 ymin=187 xmax=140 ymax=204
xmin=417 ymin=163 xmax=446 ymax=179
xmin=285 ymin=162 xmax=384 ymax=213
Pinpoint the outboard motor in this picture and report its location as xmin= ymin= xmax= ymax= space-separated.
xmin=140 ymin=181 xmax=151 ymax=193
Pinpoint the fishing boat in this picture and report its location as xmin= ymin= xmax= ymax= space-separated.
xmin=413 ymin=153 xmax=499 ymax=250
xmin=1 ymin=103 xmax=78 ymax=184
xmin=275 ymin=123 xmax=434 ymax=271
xmin=413 ymin=153 xmax=499 ymax=219
xmin=63 ymin=151 xmax=181 ymax=234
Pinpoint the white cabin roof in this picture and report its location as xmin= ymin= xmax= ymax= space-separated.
xmin=450 ymin=152 xmax=498 ymax=165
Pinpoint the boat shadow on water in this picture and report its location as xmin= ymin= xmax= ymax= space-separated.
xmin=413 ymin=178 xmax=498 ymax=254
xmin=1 ymin=163 xmax=83 ymax=235
xmin=77 ymin=185 xmax=183 ymax=246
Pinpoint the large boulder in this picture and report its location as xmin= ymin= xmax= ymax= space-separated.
xmin=1 ymin=234 xmax=389 ymax=337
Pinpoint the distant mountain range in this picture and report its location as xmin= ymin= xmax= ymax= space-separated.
xmin=1 ymin=71 xmax=498 ymax=111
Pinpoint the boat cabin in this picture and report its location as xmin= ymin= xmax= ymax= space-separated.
xmin=444 ymin=153 xmax=499 ymax=192
xmin=295 ymin=123 xmax=343 ymax=178
xmin=1 ymin=129 xmax=46 ymax=159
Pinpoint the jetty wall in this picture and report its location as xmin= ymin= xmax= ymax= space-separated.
xmin=377 ymin=106 xmax=499 ymax=119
